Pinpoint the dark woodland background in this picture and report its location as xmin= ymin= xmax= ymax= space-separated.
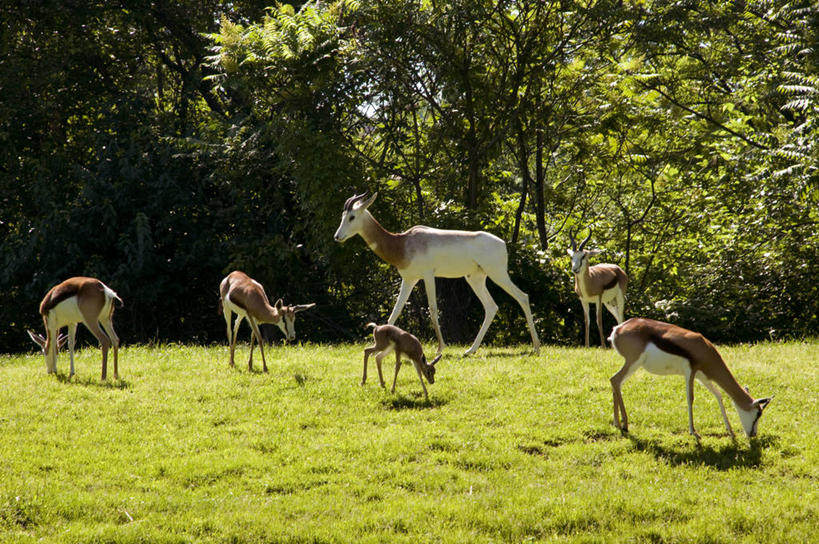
xmin=2 ymin=0 xmax=817 ymax=352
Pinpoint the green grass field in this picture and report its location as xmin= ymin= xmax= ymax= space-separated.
xmin=0 ymin=340 xmax=816 ymax=543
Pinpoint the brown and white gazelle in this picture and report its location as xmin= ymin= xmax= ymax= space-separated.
xmin=362 ymin=323 xmax=442 ymax=402
xmin=609 ymin=318 xmax=772 ymax=439
xmin=219 ymin=270 xmax=315 ymax=371
xmin=30 ymin=276 xmax=123 ymax=379
xmin=334 ymin=192 xmax=540 ymax=356
xmin=567 ymin=227 xmax=627 ymax=347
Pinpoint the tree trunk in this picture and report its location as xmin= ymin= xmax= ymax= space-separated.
xmin=534 ymin=130 xmax=548 ymax=249
xmin=513 ymin=126 xmax=531 ymax=244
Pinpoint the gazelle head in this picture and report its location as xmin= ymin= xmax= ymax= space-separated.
xmin=419 ymin=353 xmax=442 ymax=384
xmin=567 ymin=227 xmax=602 ymax=274
xmin=272 ymin=299 xmax=316 ymax=341
xmin=27 ymin=330 xmax=68 ymax=353
xmin=735 ymin=390 xmax=773 ymax=438
xmin=334 ymin=192 xmax=378 ymax=242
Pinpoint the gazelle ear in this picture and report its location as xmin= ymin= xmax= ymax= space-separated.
xmin=566 ymin=248 xmax=575 ymax=256
xmin=587 ymin=249 xmax=603 ymax=256
xmin=429 ymin=353 xmax=442 ymax=366
xmin=27 ymin=329 xmax=46 ymax=349
xmin=755 ymin=396 xmax=773 ymax=410
xmin=294 ymin=303 xmax=316 ymax=313
xmin=360 ymin=191 xmax=378 ymax=210
xmin=275 ymin=298 xmax=283 ymax=310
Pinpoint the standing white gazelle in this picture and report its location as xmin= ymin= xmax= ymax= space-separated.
xmin=219 ymin=270 xmax=315 ymax=371
xmin=609 ymin=318 xmax=772 ymax=439
xmin=567 ymin=227 xmax=627 ymax=347
xmin=334 ymin=192 xmax=540 ymax=356
xmin=29 ymin=276 xmax=122 ymax=379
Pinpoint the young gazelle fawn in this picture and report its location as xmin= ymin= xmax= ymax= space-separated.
xmin=362 ymin=323 xmax=442 ymax=402
xmin=609 ymin=318 xmax=772 ymax=439
xmin=219 ymin=271 xmax=315 ymax=371
xmin=335 ymin=192 xmax=540 ymax=357
xmin=567 ymin=227 xmax=627 ymax=347
xmin=29 ymin=276 xmax=123 ymax=379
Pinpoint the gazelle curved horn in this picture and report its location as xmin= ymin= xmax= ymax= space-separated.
xmin=579 ymin=228 xmax=592 ymax=251
xmin=568 ymin=227 xmax=578 ymax=251
xmin=344 ymin=192 xmax=369 ymax=211
xmin=429 ymin=353 xmax=442 ymax=366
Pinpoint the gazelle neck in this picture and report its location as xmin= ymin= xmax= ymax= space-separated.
xmin=574 ymin=262 xmax=592 ymax=295
xmin=359 ymin=211 xmax=408 ymax=269
xmin=722 ymin=375 xmax=755 ymax=411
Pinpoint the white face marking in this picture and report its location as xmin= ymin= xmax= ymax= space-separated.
xmin=735 ymin=403 xmax=763 ymax=437
xmin=334 ymin=208 xmax=363 ymax=242
xmin=274 ymin=309 xmax=297 ymax=341
xmin=569 ymin=250 xmax=587 ymax=274
xmin=284 ymin=314 xmax=296 ymax=341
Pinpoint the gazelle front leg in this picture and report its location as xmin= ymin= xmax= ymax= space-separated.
xmin=247 ymin=316 xmax=268 ymax=372
xmin=413 ymin=360 xmax=430 ymax=402
xmin=581 ymin=301 xmax=591 ymax=348
xmin=596 ymin=296 xmax=605 ymax=348
xmin=697 ymin=374 xmax=736 ymax=439
xmin=610 ymin=368 xmax=629 ymax=432
xmin=387 ymin=277 xmax=418 ymax=326
xmin=423 ymin=274 xmax=446 ymax=355
xmin=390 ymin=351 xmax=402 ymax=393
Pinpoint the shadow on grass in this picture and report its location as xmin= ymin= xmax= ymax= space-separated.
xmin=55 ymin=373 xmax=131 ymax=389
xmin=380 ymin=393 xmax=448 ymax=411
xmin=464 ymin=348 xmax=539 ymax=359
xmin=627 ymin=433 xmax=778 ymax=470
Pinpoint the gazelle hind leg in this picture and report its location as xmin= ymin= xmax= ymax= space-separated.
xmin=685 ymin=368 xmax=700 ymax=440
xmin=99 ymin=317 xmax=120 ymax=380
xmin=463 ymin=272 xmax=498 ymax=356
xmin=83 ymin=320 xmax=111 ymax=380
xmin=485 ymin=268 xmax=540 ymax=353
xmin=68 ymin=323 xmax=78 ymax=377
xmin=223 ymin=305 xmax=233 ymax=350
xmin=362 ymin=345 xmax=386 ymax=386
xmin=45 ymin=318 xmax=59 ymax=374
xmin=230 ymin=315 xmax=244 ymax=367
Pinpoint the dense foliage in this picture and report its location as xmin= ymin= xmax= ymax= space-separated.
xmin=2 ymin=0 xmax=817 ymax=352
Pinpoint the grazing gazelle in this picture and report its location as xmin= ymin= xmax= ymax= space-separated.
xmin=609 ymin=318 xmax=772 ymax=439
xmin=362 ymin=323 xmax=442 ymax=402
xmin=219 ymin=270 xmax=315 ymax=371
xmin=567 ymin=227 xmax=627 ymax=347
xmin=334 ymin=192 xmax=540 ymax=356
xmin=30 ymin=276 xmax=123 ymax=379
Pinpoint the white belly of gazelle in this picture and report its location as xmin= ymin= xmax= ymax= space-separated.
xmin=639 ymin=342 xmax=691 ymax=376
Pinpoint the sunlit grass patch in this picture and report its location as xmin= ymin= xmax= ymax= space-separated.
xmin=0 ymin=340 xmax=816 ymax=542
